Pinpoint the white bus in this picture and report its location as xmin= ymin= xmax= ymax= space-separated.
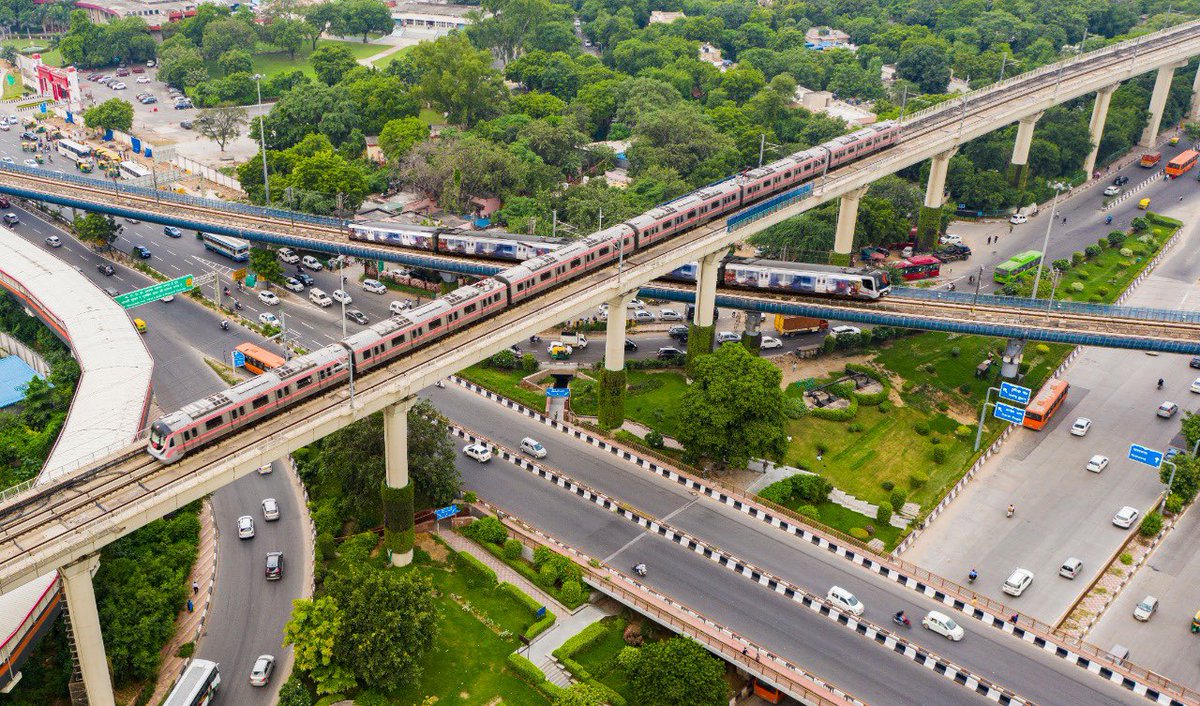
xmin=163 ymin=659 xmax=220 ymax=706
xmin=118 ymin=160 xmax=151 ymax=180
xmin=56 ymin=139 xmax=92 ymax=163
xmin=200 ymin=232 xmax=250 ymax=262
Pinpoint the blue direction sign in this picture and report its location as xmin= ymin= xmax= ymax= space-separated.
xmin=1128 ymin=444 xmax=1164 ymax=469
xmin=998 ymin=382 xmax=1032 ymax=405
xmin=434 ymin=504 xmax=458 ymax=520
xmin=231 ymin=350 xmax=246 ymax=368
xmin=993 ymin=402 xmax=1026 ymax=425
xmin=546 ymin=387 xmax=570 ymax=398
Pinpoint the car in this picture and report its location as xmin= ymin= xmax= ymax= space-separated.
xmin=331 ymin=289 xmax=352 ymax=305
xmin=520 ymin=437 xmax=547 ymax=458
xmin=284 ymin=277 xmax=304 ymax=292
xmin=1002 ymin=568 xmax=1034 ymax=596
xmin=97 ymin=263 xmax=115 ymax=276
xmin=174 ymin=101 xmax=193 ymax=110
xmin=116 ymin=68 xmax=130 ymax=76
xmin=160 ymin=295 xmax=174 ymax=303
xmin=1113 ymin=506 xmax=1140 ymax=528
xmin=2 ymin=213 xmax=18 ymax=226
xmin=132 ymin=245 xmax=151 ymax=259
xmin=922 ymin=611 xmax=964 ymax=641
xmin=180 ymin=120 xmax=193 ymax=129
xmin=257 ymin=463 xmax=273 ymax=475
xmin=262 ymin=497 xmax=280 ymax=521
xmin=0 ymin=123 xmax=8 ymax=131
xmin=345 ymin=309 xmax=368 ymax=325
xmin=1059 ymin=557 xmax=1083 ymax=579
xmin=44 ymin=235 xmax=61 ymax=247
xmin=830 ymin=325 xmax=862 ymax=337
xmin=1191 ymin=356 xmax=1200 ymax=369
xmin=390 ymin=300 xmax=411 ymax=315
xmin=259 ymin=312 xmax=280 ymax=327
xmin=1009 ymin=214 xmax=1027 ymax=224
xmin=584 ymin=39 xmax=592 ymax=47
xmin=1157 ymin=401 xmax=1179 ymax=418
xmin=463 ymin=443 xmax=492 ymax=463
xmin=1166 ymin=446 xmax=1184 ymax=463
xmin=163 ymin=225 xmax=182 ymax=238
xmin=249 ymin=655 xmax=275 ymax=686
xmin=265 ymin=552 xmax=283 ymax=580
xmin=1086 ymin=454 xmax=1109 ymax=473
xmin=825 ymin=586 xmax=864 ymax=616
xmin=103 ymin=287 xmax=119 ymax=298
xmin=146 ymin=59 xmax=156 ymax=67
xmin=362 ymin=279 xmax=387 ymax=294
xmin=19 ymin=130 xmax=36 ymax=140
xmin=258 ymin=291 xmax=281 ymax=306
xmin=760 ymin=336 xmax=783 ymax=350
xmin=659 ymin=308 xmax=683 ymax=321
xmin=1133 ymin=595 xmax=1159 ymax=621
xmin=236 ymin=515 xmax=255 ymax=539
xmin=276 ymin=247 xmax=300 ymax=264
xmin=0 ymin=198 xmax=10 ymax=208
xmin=301 ymin=255 xmax=323 ymax=271
xmin=1113 ymin=175 xmax=1129 ymax=186
xmin=1 ymin=157 xmax=13 ymax=164
xmin=632 ymin=309 xmax=655 ymax=322
xmin=939 ymin=233 xmax=964 ymax=245
xmin=1191 ymin=378 xmax=1200 ymax=394
xmin=309 ymin=289 xmax=333 ymax=307
xmin=1103 ymin=185 xmax=1122 ymax=196
xmin=136 ymin=76 xmax=150 ymax=84
xmin=132 ymin=66 xmax=145 ymax=73
xmin=657 ymin=347 xmax=684 ymax=360
xmin=624 ymin=338 xmax=638 ymax=351
xmin=667 ymin=325 xmax=689 ymax=341
xmin=111 ymin=82 xmax=126 ymax=90
xmin=1070 ymin=417 xmax=1091 ymax=436
xmin=139 ymin=96 xmax=157 ymax=104
xmin=22 ymin=158 xmax=37 ymax=168
xmin=290 ymin=273 xmax=313 ymax=288
xmin=716 ymin=331 xmax=741 ymax=343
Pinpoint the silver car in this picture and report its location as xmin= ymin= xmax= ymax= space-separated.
xmin=236 ymin=515 xmax=255 ymax=539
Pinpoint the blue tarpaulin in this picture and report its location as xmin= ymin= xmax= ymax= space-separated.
xmin=0 ymin=357 xmax=42 ymax=408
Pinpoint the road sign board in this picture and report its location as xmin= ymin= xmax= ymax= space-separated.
xmin=231 ymin=268 xmax=247 ymax=281
xmin=993 ymin=402 xmax=1026 ymax=425
xmin=998 ymin=382 xmax=1032 ymax=405
xmin=434 ymin=504 xmax=458 ymax=520
xmin=546 ymin=387 xmax=570 ymax=398
xmin=115 ymin=275 xmax=194 ymax=309
xmin=1128 ymin=443 xmax=1164 ymax=469
xmin=231 ymin=350 xmax=245 ymax=368
xmin=535 ymin=606 xmax=546 ymax=619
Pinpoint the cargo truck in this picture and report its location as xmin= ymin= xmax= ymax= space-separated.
xmin=559 ymin=331 xmax=588 ymax=349
xmin=773 ymin=314 xmax=828 ymax=336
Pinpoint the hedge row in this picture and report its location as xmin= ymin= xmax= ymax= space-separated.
xmin=552 ymin=619 xmax=628 ymax=706
xmin=526 ymin=612 xmax=557 ymax=640
xmin=455 ymin=550 xmax=497 ymax=586
xmin=476 ymin=539 xmax=590 ymax=609
xmin=844 ymin=363 xmax=890 ymax=406
xmin=808 ymin=395 xmax=858 ymax=421
xmin=506 ymin=653 xmax=564 ymax=701
xmin=500 ymin=581 xmax=558 ymax=639
xmin=501 ymin=581 xmax=542 ymax=612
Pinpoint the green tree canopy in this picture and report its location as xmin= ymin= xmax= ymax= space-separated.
xmin=410 ymin=34 xmax=507 ymax=127
xmin=625 ymin=637 xmax=730 ymax=706
xmin=378 ymin=116 xmax=430 ymax=163
xmin=82 ymin=97 xmax=134 ymax=132
xmin=283 ymin=596 xmax=356 ymax=695
xmin=310 ymin=43 xmax=359 ymax=86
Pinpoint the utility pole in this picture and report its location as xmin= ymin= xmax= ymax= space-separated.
xmin=254 ymin=73 xmax=270 ymax=206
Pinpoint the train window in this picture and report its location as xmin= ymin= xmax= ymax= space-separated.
xmin=784 ymin=171 xmax=792 ymax=178
xmin=570 ymin=258 xmax=581 ymax=268
xmin=231 ymin=408 xmax=240 ymax=419
xmin=541 ymin=272 xmax=552 ymax=281
xmin=205 ymin=417 xmax=222 ymax=431
xmin=252 ymin=395 xmax=269 ymax=409
xmin=296 ymin=376 xmax=313 ymax=389
xmin=465 ymin=303 xmax=476 ymax=314
xmin=687 ymin=210 xmax=695 ymax=219
xmin=598 ymin=247 xmax=609 ymax=256
xmin=430 ymin=318 xmax=442 ymax=328
xmin=362 ymin=348 xmax=374 ymax=359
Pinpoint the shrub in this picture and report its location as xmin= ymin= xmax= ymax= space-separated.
xmin=849 ymin=527 xmax=869 ymax=540
xmin=822 ymin=335 xmax=836 ymax=353
xmin=1072 ymin=251 xmax=1085 ymax=265
xmin=623 ymin=623 xmax=644 ymax=646
xmin=521 ymin=353 xmax=538 ymax=372
xmin=847 ymin=422 xmax=863 ymax=432
xmin=876 ymin=501 xmax=893 ymax=525
xmin=456 ymin=551 xmax=498 ymax=586
xmin=489 ymin=349 xmax=519 ymax=369
xmin=954 ymin=425 xmax=972 ymax=438
xmin=879 ymin=400 xmax=892 ymax=413
xmin=504 ymin=538 xmax=523 ymax=560
xmin=1035 ymin=344 xmax=1049 ymax=354
xmin=880 ymin=480 xmax=895 ymax=491
xmin=644 ymin=430 xmax=665 ymax=448
xmin=914 ymin=421 xmax=930 ymax=435
xmin=1119 ymin=247 xmax=1134 ymax=257
xmin=1052 ymin=258 xmax=1071 ymax=271
xmin=1131 ymin=216 xmax=1149 ymax=232
xmin=958 ymin=383 xmax=971 ymax=395
xmin=890 ymin=489 xmax=907 ymax=509
xmin=793 ymin=474 xmax=833 ymax=503
xmin=929 ymin=435 xmax=941 ymax=445
xmin=1107 ymin=231 xmax=1126 ymax=247
xmin=1084 ymin=245 xmax=1101 ymax=258
xmin=1096 ymin=237 xmax=1108 ymax=250
xmin=932 ymin=446 xmax=948 ymax=464
xmin=1070 ymin=282 xmax=1085 ymax=292
xmin=949 ymin=346 xmax=961 ymax=357
xmin=1165 ymin=494 xmax=1184 ymax=515
xmin=815 ymin=441 xmax=829 ymax=455
xmin=1075 ymin=271 xmax=1090 ymax=280
xmin=909 ymin=471 xmax=929 ymax=488
xmin=526 ymin=611 xmax=557 ymax=642
xmin=464 ymin=490 xmax=478 ymax=503
xmin=1097 ymin=287 xmax=1109 ymax=297
xmin=1139 ymin=512 xmax=1163 ymax=537
xmin=758 ymin=479 xmax=792 ymax=505
xmin=177 ymin=641 xmax=195 ymax=658
xmin=797 ymin=504 xmax=820 ymax=520
xmin=784 ymin=396 xmax=808 ymax=419
xmin=533 ymin=545 xmax=554 ymax=568
xmin=463 ymin=516 xmax=508 ymax=545
xmin=560 ymin=580 xmax=583 ymax=605
xmin=315 ymin=532 xmax=336 ymax=562
xmin=1118 ymin=552 xmax=1133 ymax=566
xmin=507 ymin=653 xmax=547 ymax=685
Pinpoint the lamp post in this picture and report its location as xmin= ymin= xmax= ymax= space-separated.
xmin=253 ymin=73 xmax=270 ymax=206
xmin=1030 ymin=182 xmax=1066 ymax=301
xmin=340 ymin=274 xmax=347 ymax=339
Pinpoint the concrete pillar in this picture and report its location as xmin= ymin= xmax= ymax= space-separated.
xmin=1083 ymin=85 xmax=1118 ymax=178
xmin=60 ymin=556 xmax=115 ymax=706
xmin=740 ymin=311 xmax=762 ymax=355
xmin=687 ymin=252 xmax=721 ymax=368
xmin=833 ymin=186 xmax=868 ymax=255
xmin=916 ymin=149 xmax=957 ymax=249
xmin=1008 ymin=112 xmax=1042 ymax=190
xmin=1141 ymin=63 xmax=1183 ymax=147
xmin=1001 ymin=339 xmax=1025 ymax=380
xmin=1190 ymin=63 xmax=1200 ymax=121
xmin=382 ymin=397 xmax=416 ymax=567
xmin=598 ymin=293 xmax=634 ymax=429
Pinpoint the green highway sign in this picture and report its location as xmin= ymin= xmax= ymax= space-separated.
xmin=116 ymin=275 xmax=195 ymax=309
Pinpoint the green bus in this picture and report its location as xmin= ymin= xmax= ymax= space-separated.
xmin=993 ymin=250 xmax=1043 ymax=283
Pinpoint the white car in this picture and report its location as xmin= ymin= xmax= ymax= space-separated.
xmin=362 ymin=279 xmax=387 ymax=294
xmin=1086 ymin=454 xmax=1109 ymax=473
xmin=1113 ymin=506 xmax=1140 ymax=528
xmin=830 ymin=325 xmax=862 ymax=337
xmin=258 ymin=291 xmax=280 ymax=306
xmin=659 ymin=308 xmax=683 ymax=321
xmin=716 ymin=331 xmax=741 ymax=343
xmin=110 ymin=81 xmax=127 ymax=89
xmin=44 ymin=235 xmax=61 ymax=247
xmin=760 ymin=336 xmax=782 ymax=350
xmin=1133 ymin=595 xmax=1158 ymax=621
xmin=301 ymin=255 xmax=323 ymax=271
xmin=249 ymin=655 xmax=275 ymax=686
xmin=258 ymin=312 xmax=280 ymax=327
xmin=309 ymin=288 xmax=332 ymax=307
xmin=22 ymin=158 xmax=37 ymax=167
xmin=1190 ymin=378 xmax=1200 ymax=394
xmin=1009 ymin=213 xmax=1028 ymax=224
xmin=922 ymin=611 xmax=964 ymax=641
xmin=939 ymin=233 xmax=964 ymax=245
xmin=257 ymin=463 xmax=273 ymax=475
xmin=1002 ymin=568 xmax=1034 ymax=597
xmin=135 ymin=76 xmax=150 ymax=84
xmin=1103 ymin=185 xmax=1122 ymax=196
xmin=1070 ymin=417 xmax=1091 ymax=436
xmin=520 ymin=437 xmax=547 ymax=458
xmin=389 ymin=300 xmax=410 ymax=314
xmin=236 ymin=515 xmax=255 ymax=539
xmin=463 ymin=443 xmax=492 ymax=463
xmin=825 ymin=586 xmax=864 ymax=616
xmin=284 ymin=277 xmax=304 ymax=292
xmin=331 ymin=289 xmax=352 ymax=305
xmin=261 ymin=497 xmax=280 ymax=521
xmin=632 ymin=309 xmax=655 ymax=322
xmin=277 ymin=247 xmax=299 ymax=264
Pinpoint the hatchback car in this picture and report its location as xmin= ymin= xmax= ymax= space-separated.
xmin=180 ymin=120 xmax=193 ymax=129
xmin=22 ymin=158 xmax=37 ymax=168
xmin=1191 ymin=356 xmax=1200 ymax=369
xmin=668 ymin=325 xmax=689 ymax=341
xmin=624 ymin=338 xmax=638 ymax=351
xmin=1133 ymin=595 xmax=1158 ymax=621
xmin=362 ymin=279 xmax=387 ymax=294
xmin=261 ymin=497 xmax=280 ymax=521
xmin=463 ymin=443 xmax=492 ymax=463
xmin=331 ymin=289 xmax=352 ymax=304
xmin=1103 ymin=185 xmax=1122 ymax=196
xmin=257 ymin=463 xmax=273 ymax=475
xmin=163 ymin=225 xmax=182 ymax=238
xmin=132 ymin=245 xmax=151 ymax=259
xmin=520 ymin=437 xmax=547 ymax=458
xmin=136 ymin=76 xmax=150 ymax=84
xmin=1113 ymin=506 xmax=1140 ymax=528
xmin=1059 ymin=557 xmax=1083 ymax=579
xmin=97 ymin=263 xmax=115 ymax=276
xmin=657 ymin=347 xmax=684 ymax=360
xmin=1086 ymin=454 xmax=1109 ymax=473
xmin=236 ymin=515 xmax=255 ymax=539
xmin=922 ymin=611 xmax=964 ymax=641
xmin=258 ymin=312 xmax=280 ymax=327
xmin=1009 ymin=214 xmax=1027 ymax=224
xmin=1113 ymin=175 xmax=1130 ymax=186
xmin=830 ymin=325 xmax=862 ymax=337
xmin=345 ymin=309 xmax=368 ymax=325
xmin=2 ymin=212 xmax=18 ymax=225
xmin=632 ymin=309 xmax=655 ymax=322
xmin=265 ymin=552 xmax=283 ymax=580
xmin=1190 ymin=378 xmax=1200 ymax=394
xmin=258 ymin=291 xmax=280 ymax=306
xmin=110 ymin=81 xmax=126 ymax=90
xmin=716 ymin=331 xmax=742 ymax=343
xmin=1157 ymin=401 xmax=1179 ymax=418
xmin=1070 ymin=417 xmax=1091 ymax=436
xmin=44 ymin=235 xmax=61 ymax=247
xmin=249 ymin=655 xmax=275 ymax=686
xmin=284 ymin=277 xmax=304 ymax=292
xmin=825 ymin=585 xmax=864 ymax=616
xmin=1002 ymin=568 xmax=1034 ymax=596
xmin=659 ymin=308 xmax=682 ymax=321
xmin=940 ymin=233 xmax=964 ymax=245
xmin=760 ymin=336 xmax=783 ymax=349
xmin=390 ymin=300 xmax=411 ymax=314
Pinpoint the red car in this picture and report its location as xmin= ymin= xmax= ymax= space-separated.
xmin=131 ymin=67 xmax=145 ymax=73
xmin=0 ymin=198 xmax=11 ymax=209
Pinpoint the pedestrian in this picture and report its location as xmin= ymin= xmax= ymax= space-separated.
xmin=1009 ymin=613 xmax=1018 ymax=624
xmin=192 ymin=579 xmax=198 ymax=594
xmin=1180 ymin=195 xmax=1185 ymax=202
xmin=986 ymin=235 xmax=992 ymax=245
xmin=186 ymin=598 xmax=194 ymax=613
xmin=742 ymin=647 xmax=748 ymax=656
xmin=791 ymin=361 xmax=797 ymax=373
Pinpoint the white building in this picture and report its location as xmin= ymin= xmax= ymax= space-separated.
xmin=793 ymin=86 xmax=877 ymax=126
xmin=391 ymin=2 xmax=475 ymax=32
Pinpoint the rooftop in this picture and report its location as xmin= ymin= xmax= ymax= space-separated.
xmin=0 ymin=357 xmax=41 ymax=409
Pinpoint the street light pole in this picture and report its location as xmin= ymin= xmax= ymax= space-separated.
xmin=340 ymin=275 xmax=347 ymax=339
xmin=1161 ymin=459 xmax=1177 ymax=513
xmin=1030 ymin=183 xmax=1065 ymax=301
xmin=254 ymin=74 xmax=270 ymax=207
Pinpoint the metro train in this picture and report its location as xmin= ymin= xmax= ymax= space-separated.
xmin=147 ymin=121 xmax=902 ymax=463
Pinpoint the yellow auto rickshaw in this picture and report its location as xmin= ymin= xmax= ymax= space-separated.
xmin=77 ymin=162 xmax=93 ymax=173
xmin=1191 ymin=610 xmax=1200 ymax=632
xmin=1138 ymin=197 xmax=1151 ymax=210
xmin=133 ymin=318 xmax=147 ymax=334
xmin=1170 ymin=136 xmax=1181 ymax=146
xmin=34 ymin=154 xmax=43 ymax=164
xmin=20 ymin=141 xmax=32 ymax=152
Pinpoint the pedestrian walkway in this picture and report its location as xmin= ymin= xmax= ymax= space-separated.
xmin=144 ymin=499 xmax=218 ymax=705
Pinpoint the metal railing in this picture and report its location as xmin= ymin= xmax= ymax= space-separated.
xmin=727 ymin=183 xmax=815 ymax=231
xmin=891 ymin=285 xmax=1200 ymax=324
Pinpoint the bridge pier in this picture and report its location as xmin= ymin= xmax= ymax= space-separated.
xmin=740 ymin=311 xmax=762 ymax=355
xmin=916 ymin=149 xmax=956 ymax=249
xmin=687 ymin=252 xmax=721 ymax=369
xmin=60 ymin=556 xmax=115 ymax=706
xmin=1008 ymin=112 xmax=1042 ymax=191
xmin=598 ymin=293 xmax=635 ymax=429
xmin=382 ymin=397 xmax=416 ymax=567
xmin=833 ymin=186 xmax=868 ymax=259
xmin=1190 ymin=63 xmax=1200 ymax=121
xmin=1001 ymin=339 xmax=1026 ymax=380
xmin=1083 ymin=85 xmax=1118 ymax=178
xmin=1141 ymin=62 xmax=1185 ymax=147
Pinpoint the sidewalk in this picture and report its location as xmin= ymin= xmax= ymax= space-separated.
xmin=142 ymin=499 xmax=218 ymax=705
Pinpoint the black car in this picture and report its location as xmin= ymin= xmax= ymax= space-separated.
xmin=265 ymin=551 xmax=283 ymax=580
xmin=133 ymin=245 xmax=151 ymax=259
xmin=97 ymin=263 xmax=115 ymax=276
xmin=294 ymin=272 xmax=315 ymax=287
xmin=19 ymin=130 xmax=37 ymax=140
xmin=1190 ymin=356 xmax=1200 ymax=369
xmin=667 ymin=324 xmax=689 ymax=341
xmin=1113 ymin=175 xmax=1130 ymax=186
xmin=0 ymin=198 xmax=11 ymax=209
xmin=624 ymin=338 xmax=638 ymax=351
xmin=345 ymin=309 xmax=368 ymax=325
xmin=180 ymin=120 xmax=193 ymax=129
xmin=657 ymin=346 xmax=684 ymax=361
xmin=163 ymin=226 xmax=182 ymax=238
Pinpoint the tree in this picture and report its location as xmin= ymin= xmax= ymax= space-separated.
xmin=276 ymin=675 xmax=314 ymax=706
xmin=73 ymin=212 xmax=120 ymax=249
xmin=406 ymin=399 xmax=461 ymax=506
xmin=218 ymin=48 xmax=253 ymax=76
xmin=378 ymin=116 xmax=430 ymax=162
xmin=310 ymin=43 xmax=358 ymax=86
xmin=201 ymin=16 xmax=258 ymax=60
xmin=270 ymin=17 xmax=307 ymax=60
xmin=409 ymin=34 xmax=507 ymax=127
xmin=249 ymin=247 xmax=284 ymax=284
xmin=897 ymin=37 xmax=952 ymax=94
xmin=626 ymin=637 xmax=729 ymax=706
xmin=335 ymin=0 xmax=393 ymax=42
xmin=83 ymin=98 xmax=133 ymax=132
xmin=284 ymin=596 xmax=357 ymax=695
xmin=1162 ymin=453 xmax=1200 ymax=505
xmin=195 ymin=106 xmax=247 ymax=152
xmin=1182 ymin=410 xmax=1200 ymax=451
xmin=678 ymin=344 xmax=787 ymax=468
xmin=157 ymin=40 xmax=208 ymax=89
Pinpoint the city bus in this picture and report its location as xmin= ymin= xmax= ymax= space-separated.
xmin=118 ymin=160 xmax=151 ymax=180
xmin=895 ymin=255 xmax=942 ymax=281
xmin=1165 ymin=149 xmax=1198 ymax=178
xmin=235 ymin=342 xmax=285 ymax=375
xmin=162 ymin=659 xmax=220 ymax=706
xmin=200 ymin=232 xmax=250 ymax=262
xmin=56 ymin=139 xmax=92 ymax=163
xmin=993 ymin=250 xmax=1042 ymax=283
xmin=1023 ymin=379 xmax=1068 ymax=430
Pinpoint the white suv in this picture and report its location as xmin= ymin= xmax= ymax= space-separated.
xmin=309 ymin=289 xmax=333 ymax=307
xmin=301 ymin=255 xmax=323 ymax=271
xmin=362 ymin=279 xmax=387 ymax=294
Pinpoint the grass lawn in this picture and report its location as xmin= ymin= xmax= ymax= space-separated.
xmin=571 ymin=370 xmax=690 ymax=438
xmin=459 ymin=364 xmax=546 ymax=410
xmin=420 ymin=107 xmax=448 ymax=127
xmin=209 ymin=40 xmax=384 ymax=81
xmin=2 ymin=38 xmax=61 ymax=67
xmin=814 ymin=501 xmax=901 ymax=546
xmin=370 ymin=43 xmax=414 ymax=68
xmin=2 ymin=71 xmax=23 ymax=100
xmin=571 ymin=617 xmax=636 ymax=702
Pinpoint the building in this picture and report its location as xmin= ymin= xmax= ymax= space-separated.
xmin=804 ymin=26 xmax=856 ymax=51
xmin=392 ymin=2 xmax=475 ymax=32
xmin=13 ymin=53 xmax=82 ymax=112
xmin=648 ymin=10 xmax=685 ymax=24
xmin=73 ymin=0 xmax=232 ymax=31
xmin=699 ymin=43 xmax=730 ymax=72
xmin=793 ymin=85 xmax=877 ymax=126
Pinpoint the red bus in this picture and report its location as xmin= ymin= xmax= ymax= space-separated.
xmin=895 ymin=255 xmax=941 ymax=281
xmin=1022 ymin=379 xmax=1069 ymax=430
xmin=1166 ymin=149 xmax=1198 ymax=178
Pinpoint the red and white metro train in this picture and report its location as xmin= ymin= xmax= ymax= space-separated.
xmin=147 ymin=122 xmax=901 ymax=463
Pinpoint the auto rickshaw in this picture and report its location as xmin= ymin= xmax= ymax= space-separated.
xmin=77 ymin=161 xmax=93 ymax=173
xmin=1190 ymin=610 xmax=1200 ymax=632
xmin=548 ymin=343 xmax=572 ymax=360
xmin=1170 ymin=136 xmax=1181 ymax=145
xmin=20 ymin=141 xmax=32 ymax=152
xmin=34 ymin=154 xmax=43 ymax=164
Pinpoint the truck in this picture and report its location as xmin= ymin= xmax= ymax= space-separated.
xmin=1140 ymin=151 xmax=1162 ymax=168
xmin=773 ymin=314 xmax=828 ymax=337
xmin=559 ymin=331 xmax=588 ymax=349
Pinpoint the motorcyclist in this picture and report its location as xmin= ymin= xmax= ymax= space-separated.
xmin=1158 ymin=378 xmax=1165 ymax=389
xmin=968 ymin=568 xmax=978 ymax=583
xmin=220 ymin=319 xmax=229 ymax=331
xmin=634 ymin=563 xmax=647 ymax=576
xmin=894 ymin=610 xmax=908 ymax=624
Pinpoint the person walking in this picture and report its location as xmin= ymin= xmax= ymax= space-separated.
xmin=192 ymin=579 xmax=199 ymax=594
xmin=186 ymin=598 xmax=194 ymax=613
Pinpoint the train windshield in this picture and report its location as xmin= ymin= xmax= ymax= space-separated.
xmin=148 ymin=422 xmax=169 ymax=448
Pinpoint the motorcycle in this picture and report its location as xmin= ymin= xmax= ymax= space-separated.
xmin=633 ymin=563 xmax=647 ymax=577
xmin=435 ymin=380 xmax=446 ymax=389
xmin=1105 ymin=215 xmax=1113 ymax=225
xmin=1158 ymin=378 xmax=1165 ymax=390
xmin=219 ymin=320 xmax=229 ymax=331
xmin=892 ymin=614 xmax=911 ymax=628
xmin=234 ymin=300 xmax=243 ymax=311
xmin=968 ymin=570 xmax=978 ymax=584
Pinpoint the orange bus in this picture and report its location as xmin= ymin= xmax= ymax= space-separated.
xmin=1166 ymin=149 xmax=1199 ymax=178
xmin=235 ymin=342 xmax=285 ymax=375
xmin=1022 ymin=379 xmax=1069 ymax=430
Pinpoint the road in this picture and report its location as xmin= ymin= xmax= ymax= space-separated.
xmin=428 ymin=382 xmax=1146 ymax=706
